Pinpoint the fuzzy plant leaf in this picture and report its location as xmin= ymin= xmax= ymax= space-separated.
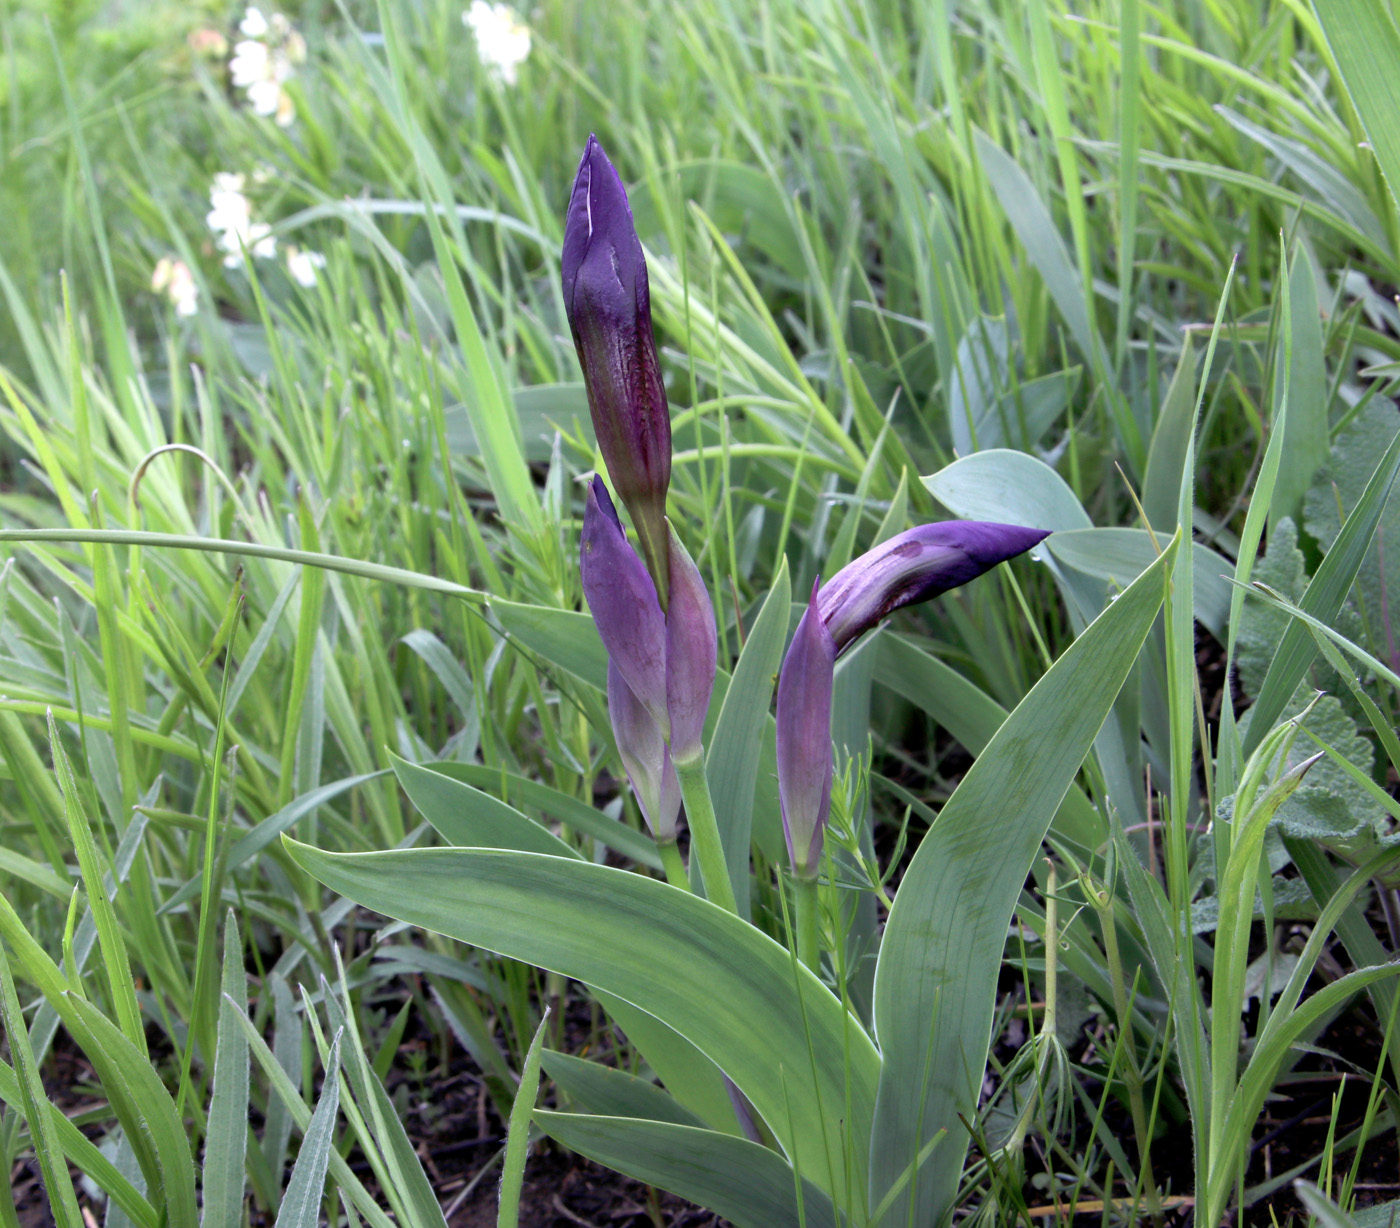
xmin=1235 ymin=518 xmax=1363 ymax=732
xmin=1236 ymin=516 xmax=1309 ymax=699
xmin=1265 ymin=693 xmax=1395 ymax=861
xmin=1282 ymin=695 xmax=1377 ymax=818
xmin=1303 ymin=402 xmax=1400 ymax=670
xmin=1228 ymin=690 xmax=1390 ymax=860
xmin=1191 ymin=874 xmax=1319 ymax=934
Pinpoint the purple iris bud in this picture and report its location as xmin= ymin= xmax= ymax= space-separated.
xmin=776 ymin=579 xmax=836 ymax=878
xmin=663 ymin=523 xmax=718 ymax=766
xmin=607 ymin=661 xmax=681 ymax=841
xmin=581 ymin=476 xmax=721 ymax=778
xmin=772 ymin=520 xmax=1047 ymax=877
xmin=818 ymin=521 xmax=1050 ymax=653
xmin=563 ymin=135 xmax=672 ymax=598
xmin=579 ymin=477 xmax=669 ymax=738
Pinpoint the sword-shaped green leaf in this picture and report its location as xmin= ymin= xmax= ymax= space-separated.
xmin=283 ymin=840 xmax=879 ymax=1206
xmin=869 ymin=536 xmax=1176 ymax=1225
xmin=536 ymin=1112 xmax=841 ymax=1228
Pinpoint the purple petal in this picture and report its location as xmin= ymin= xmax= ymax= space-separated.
xmin=818 ymin=521 xmax=1050 ymax=653
xmin=777 ymin=578 xmax=836 ymax=876
xmin=608 ymin=660 xmax=681 ymax=840
xmin=663 ymin=523 xmax=717 ymax=764
xmin=580 ymin=477 xmax=668 ymax=734
xmin=561 ymin=135 xmax=671 ymax=578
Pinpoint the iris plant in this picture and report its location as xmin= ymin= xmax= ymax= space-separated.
xmin=566 ymin=134 xmax=1048 ymax=944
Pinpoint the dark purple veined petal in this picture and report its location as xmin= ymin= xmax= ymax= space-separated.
xmin=579 ymin=477 xmax=669 ymax=736
xmin=607 ymin=660 xmax=681 ymax=841
xmin=818 ymin=521 xmax=1050 ymax=653
xmin=562 ymin=135 xmax=671 ymax=590
xmin=776 ymin=578 xmax=836 ymax=878
xmin=663 ymin=522 xmax=717 ymax=765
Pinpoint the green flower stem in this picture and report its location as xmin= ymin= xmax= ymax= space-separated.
xmin=794 ymin=874 xmax=821 ymax=973
xmin=674 ymin=754 xmax=738 ymax=915
xmin=657 ymin=838 xmax=691 ymax=892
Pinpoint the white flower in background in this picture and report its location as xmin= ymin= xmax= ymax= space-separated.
xmin=463 ymin=1 xmax=530 ymax=85
xmin=228 ymin=38 xmax=271 ymax=89
xmin=207 ymin=173 xmax=277 ymax=267
xmin=285 ymin=247 xmax=326 ymax=287
xmin=239 ymin=6 xmax=269 ymax=37
xmin=228 ymin=6 xmax=306 ymax=128
xmin=151 ymin=258 xmax=199 ymax=317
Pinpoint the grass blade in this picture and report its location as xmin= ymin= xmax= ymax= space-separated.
xmin=704 ymin=556 xmax=790 ymax=916
xmin=499 ymin=1006 xmax=550 ymax=1228
xmin=0 ymin=943 xmax=83 ymax=1228
xmin=1245 ymin=424 xmax=1400 ymax=754
xmin=1311 ymin=0 xmax=1400 ymax=210
xmin=273 ymin=1031 xmax=342 ymax=1228
xmin=201 ymin=912 xmax=249 ymax=1226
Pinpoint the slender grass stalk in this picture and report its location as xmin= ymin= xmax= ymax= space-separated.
xmin=1091 ymin=885 xmax=1162 ymax=1219
xmin=0 ymin=529 xmax=482 ymax=596
xmin=673 ymin=754 xmax=738 ymax=915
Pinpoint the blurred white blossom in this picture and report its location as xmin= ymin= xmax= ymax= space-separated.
xmin=286 ymin=247 xmax=326 ymax=287
xmin=239 ymin=6 xmax=269 ymax=37
xmin=228 ymin=6 xmax=306 ymax=127
xmin=207 ymin=172 xmax=277 ymax=267
xmin=228 ymin=37 xmax=270 ymax=87
xmin=151 ymin=258 xmax=199 ymax=317
xmin=463 ymin=2 xmax=530 ymax=85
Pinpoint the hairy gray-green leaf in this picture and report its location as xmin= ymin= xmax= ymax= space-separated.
xmin=1303 ymin=403 xmax=1400 ymax=662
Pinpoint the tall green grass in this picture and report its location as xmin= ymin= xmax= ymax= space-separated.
xmin=0 ymin=0 xmax=1399 ymax=1222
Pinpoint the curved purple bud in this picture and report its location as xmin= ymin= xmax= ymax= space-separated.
xmin=607 ymin=660 xmax=681 ymax=841
xmin=818 ymin=521 xmax=1050 ymax=653
xmin=580 ymin=477 xmax=669 ymax=737
xmin=563 ymin=135 xmax=671 ymax=595
xmin=663 ymin=522 xmax=717 ymax=765
xmin=777 ymin=578 xmax=836 ymax=878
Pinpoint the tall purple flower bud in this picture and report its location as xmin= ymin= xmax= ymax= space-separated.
xmin=818 ymin=521 xmax=1049 ymax=654
xmin=563 ymin=135 xmax=672 ymax=602
xmin=773 ymin=520 xmax=1048 ymax=877
xmin=607 ymin=661 xmax=681 ymax=841
xmin=777 ymin=579 xmax=836 ymax=878
xmin=579 ymin=477 xmax=669 ymax=738
xmin=663 ymin=522 xmax=717 ymax=766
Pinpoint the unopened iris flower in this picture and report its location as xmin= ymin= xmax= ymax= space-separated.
xmin=777 ymin=522 xmax=1051 ymax=876
xmin=580 ymin=477 xmax=716 ymax=842
xmin=563 ymin=135 xmax=672 ymax=601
